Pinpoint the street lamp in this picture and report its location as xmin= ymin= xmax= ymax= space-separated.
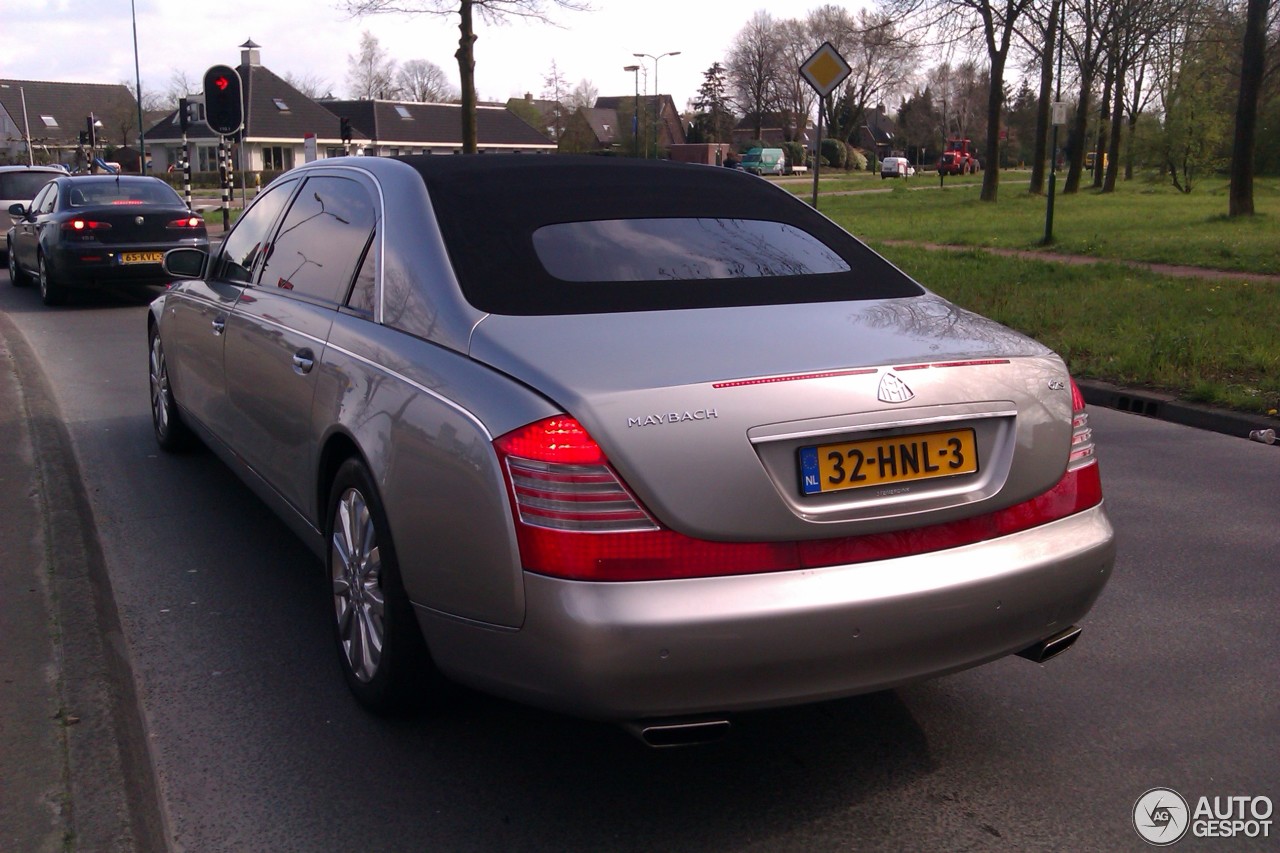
xmin=623 ymin=65 xmax=640 ymax=158
xmin=633 ymin=51 xmax=679 ymax=157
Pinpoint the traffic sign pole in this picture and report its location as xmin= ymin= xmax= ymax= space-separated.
xmin=798 ymin=42 xmax=852 ymax=210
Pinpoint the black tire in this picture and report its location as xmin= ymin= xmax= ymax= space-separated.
xmin=327 ymin=458 xmax=435 ymax=714
xmin=38 ymin=255 xmax=66 ymax=306
xmin=148 ymin=327 xmax=195 ymax=452
xmin=7 ymin=241 xmax=29 ymax=287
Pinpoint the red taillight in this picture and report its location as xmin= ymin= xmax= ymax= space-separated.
xmin=496 ymin=413 xmax=1104 ymax=583
xmin=1068 ymin=377 xmax=1096 ymax=470
xmin=167 ymin=216 xmax=204 ymax=229
xmin=61 ymin=218 xmax=111 ymax=232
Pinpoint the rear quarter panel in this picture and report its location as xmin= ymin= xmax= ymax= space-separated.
xmin=316 ymin=312 xmax=557 ymax=629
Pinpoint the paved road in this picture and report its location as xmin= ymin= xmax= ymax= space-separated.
xmin=2 ymin=275 xmax=1277 ymax=852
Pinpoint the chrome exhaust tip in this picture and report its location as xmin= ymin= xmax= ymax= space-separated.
xmin=624 ymin=718 xmax=733 ymax=748
xmin=1016 ymin=625 xmax=1082 ymax=664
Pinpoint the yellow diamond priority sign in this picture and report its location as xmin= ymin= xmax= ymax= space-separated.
xmin=800 ymin=42 xmax=852 ymax=97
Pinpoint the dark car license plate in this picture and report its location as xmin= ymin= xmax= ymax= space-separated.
xmin=121 ymin=251 xmax=164 ymax=264
xmin=800 ymin=428 xmax=978 ymax=495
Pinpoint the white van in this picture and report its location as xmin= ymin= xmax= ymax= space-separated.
xmin=880 ymin=157 xmax=915 ymax=179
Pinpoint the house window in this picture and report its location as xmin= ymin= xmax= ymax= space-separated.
xmin=197 ymin=145 xmax=220 ymax=173
xmin=273 ymin=98 xmax=290 ymax=111
xmin=394 ymin=105 xmax=412 ymax=119
xmin=40 ymin=115 xmax=58 ymax=127
xmin=261 ymin=146 xmax=293 ymax=171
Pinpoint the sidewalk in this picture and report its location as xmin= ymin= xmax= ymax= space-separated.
xmin=0 ymin=315 xmax=162 ymax=853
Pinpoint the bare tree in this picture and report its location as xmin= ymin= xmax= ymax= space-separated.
xmin=566 ymin=78 xmax=598 ymax=113
xmin=164 ymin=69 xmax=198 ymax=110
xmin=541 ymin=60 xmax=569 ymax=141
xmin=339 ymin=0 xmax=589 ymax=153
xmin=773 ymin=17 xmax=817 ymax=143
xmin=285 ymin=71 xmax=336 ymax=100
xmin=397 ymin=59 xmax=458 ymax=102
xmin=726 ymin=11 xmax=785 ymax=140
xmin=348 ymin=30 xmax=401 ymax=99
xmin=835 ymin=9 xmax=920 ymax=148
xmin=885 ymin=0 xmax=1040 ymax=201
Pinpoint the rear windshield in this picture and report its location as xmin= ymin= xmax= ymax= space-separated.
xmin=0 ymin=171 xmax=58 ymax=202
xmin=405 ymin=155 xmax=923 ymax=315
xmin=533 ymin=219 xmax=849 ymax=281
xmin=68 ymin=179 xmax=181 ymax=207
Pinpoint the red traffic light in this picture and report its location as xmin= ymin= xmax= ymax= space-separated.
xmin=214 ymin=76 xmax=230 ymax=91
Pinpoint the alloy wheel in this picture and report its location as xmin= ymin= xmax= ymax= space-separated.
xmin=331 ymin=486 xmax=385 ymax=683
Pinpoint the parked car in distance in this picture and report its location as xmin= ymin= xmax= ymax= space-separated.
xmin=1085 ymin=151 xmax=1109 ymax=172
xmin=1 ymin=164 xmax=65 ymax=262
xmin=880 ymin=156 xmax=916 ymax=179
xmin=147 ymin=155 xmax=1114 ymax=746
xmin=741 ymin=147 xmax=788 ymax=176
xmin=7 ymin=174 xmax=207 ymax=305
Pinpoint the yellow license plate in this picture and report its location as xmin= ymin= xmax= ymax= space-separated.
xmin=800 ymin=428 xmax=978 ymax=495
xmin=121 ymin=252 xmax=164 ymax=264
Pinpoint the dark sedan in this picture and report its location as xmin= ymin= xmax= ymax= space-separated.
xmin=7 ymin=175 xmax=207 ymax=305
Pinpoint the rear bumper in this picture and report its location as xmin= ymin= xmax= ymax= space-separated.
xmin=419 ymin=503 xmax=1115 ymax=720
xmin=50 ymin=240 xmax=206 ymax=286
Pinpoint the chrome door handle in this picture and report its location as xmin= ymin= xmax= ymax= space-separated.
xmin=292 ymin=349 xmax=315 ymax=375
xmin=211 ymin=316 xmax=225 ymax=335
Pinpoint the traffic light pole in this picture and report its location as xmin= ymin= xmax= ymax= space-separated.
xmin=219 ymin=138 xmax=231 ymax=231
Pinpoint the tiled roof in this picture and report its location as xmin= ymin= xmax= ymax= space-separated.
xmin=0 ymin=79 xmax=137 ymax=146
xmin=321 ymin=99 xmax=555 ymax=148
xmin=146 ymin=63 xmax=352 ymax=144
xmin=576 ymin=108 xmax=621 ymax=145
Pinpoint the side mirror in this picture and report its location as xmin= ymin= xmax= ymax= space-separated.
xmin=8 ymin=203 xmax=27 ymax=218
xmin=163 ymin=247 xmax=208 ymax=279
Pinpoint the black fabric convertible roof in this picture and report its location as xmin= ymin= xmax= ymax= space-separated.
xmin=397 ymin=155 xmax=924 ymax=315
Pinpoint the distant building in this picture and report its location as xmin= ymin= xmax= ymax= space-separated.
xmin=145 ymin=39 xmax=553 ymax=179
xmin=595 ymin=95 xmax=685 ymax=149
xmin=0 ymin=79 xmax=138 ymax=167
xmin=145 ymin=40 xmax=351 ymax=175
xmin=321 ymin=99 xmax=555 ymax=157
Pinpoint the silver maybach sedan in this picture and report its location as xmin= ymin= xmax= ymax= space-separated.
xmin=149 ymin=155 xmax=1114 ymax=745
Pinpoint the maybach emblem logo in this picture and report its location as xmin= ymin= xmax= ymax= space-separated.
xmin=877 ymin=371 xmax=914 ymax=404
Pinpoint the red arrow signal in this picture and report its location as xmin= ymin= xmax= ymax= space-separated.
xmin=214 ymin=76 xmax=230 ymax=91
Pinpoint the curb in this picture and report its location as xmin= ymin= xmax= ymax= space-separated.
xmin=1077 ymin=378 xmax=1278 ymax=443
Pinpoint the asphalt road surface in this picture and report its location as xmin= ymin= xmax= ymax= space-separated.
xmin=2 ymin=275 xmax=1276 ymax=853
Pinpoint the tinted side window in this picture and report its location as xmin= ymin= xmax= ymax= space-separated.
xmin=259 ymin=176 xmax=376 ymax=305
xmin=215 ymin=179 xmax=298 ymax=283
xmin=34 ymin=184 xmax=57 ymax=214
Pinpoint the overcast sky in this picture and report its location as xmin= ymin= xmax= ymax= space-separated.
xmin=7 ymin=0 xmax=864 ymax=110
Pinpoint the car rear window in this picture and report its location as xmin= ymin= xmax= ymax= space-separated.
xmin=0 ymin=171 xmax=58 ymax=202
xmin=69 ymin=179 xmax=181 ymax=206
xmin=532 ymin=219 xmax=850 ymax=282
xmin=403 ymin=155 xmax=923 ymax=316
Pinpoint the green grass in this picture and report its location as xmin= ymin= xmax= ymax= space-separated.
xmin=812 ymin=173 xmax=1280 ymax=274
xmin=871 ymin=245 xmax=1280 ymax=415
xmin=779 ymin=172 xmax=1279 ymax=415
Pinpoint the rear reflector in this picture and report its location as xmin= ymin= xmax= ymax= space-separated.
xmin=496 ymin=413 xmax=1104 ymax=583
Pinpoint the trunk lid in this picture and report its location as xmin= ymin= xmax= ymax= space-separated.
xmin=470 ymin=295 xmax=1074 ymax=541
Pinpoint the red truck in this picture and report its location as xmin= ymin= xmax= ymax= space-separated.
xmin=937 ymin=137 xmax=981 ymax=175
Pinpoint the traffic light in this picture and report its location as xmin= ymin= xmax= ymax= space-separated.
xmin=178 ymin=96 xmax=190 ymax=132
xmin=340 ymin=117 xmax=352 ymax=144
xmin=202 ymin=64 xmax=243 ymax=136
xmin=85 ymin=116 xmax=96 ymax=148
xmin=79 ymin=130 xmax=89 ymax=146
